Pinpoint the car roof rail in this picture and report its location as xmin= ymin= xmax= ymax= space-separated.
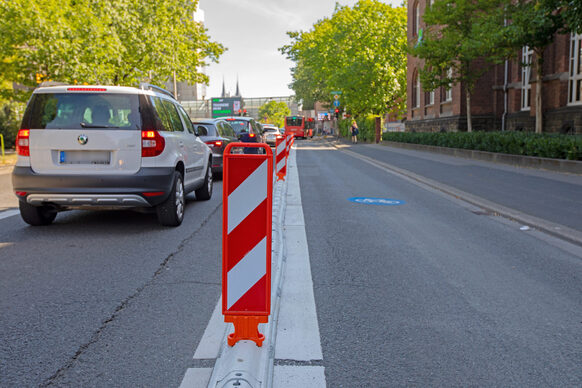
xmin=38 ymin=81 xmax=69 ymax=88
xmin=139 ymin=83 xmax=175 ymax=99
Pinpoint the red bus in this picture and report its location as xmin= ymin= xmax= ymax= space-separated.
xmin=284 ymin=116 xmax=315 ymax=138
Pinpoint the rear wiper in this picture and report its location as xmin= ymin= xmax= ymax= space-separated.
xmin=80 ymin=122 xmax=120 ymax=128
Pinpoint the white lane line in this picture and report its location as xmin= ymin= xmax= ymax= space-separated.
xmin=178 ymin=298 xmax=227 ymax=388
xmin=179 ymin=368 xmax=213 ymax=388
xmin=274 ymin=146 xmax=325 ymax=383
xmin=193 ymin=296 xmax=227 ymax=360
xmin=273 ymin=366 xmax=326 ymax=387
xmin=275 ymin=208 xmax=323 ymax=360
xmin=0 ymin=209 xmax=19 ymax=220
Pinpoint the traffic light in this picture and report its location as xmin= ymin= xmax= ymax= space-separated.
xmin=243 ymin=109 xmax=247 ymax=116
xmin=334 ymin=108 xmax=339 ymax=119
xmin=35 ymin=73 xmax=42 ymax=84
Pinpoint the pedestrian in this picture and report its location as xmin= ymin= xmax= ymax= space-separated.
xmin=350 ymin=120 xmax=359 ymax=144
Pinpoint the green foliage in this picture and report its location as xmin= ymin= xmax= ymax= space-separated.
xmin=413 ymin=0 xmax=510 ymax=92
xmin=0 ymin=100 xmax=25 ymax=149
xmin=382 ymin=131 xmax=582 ymax=161
xmin=0 ymin=0 xmax=225 ymax=94
xmin=561 ymin=0 xmax=582 ymax=33
xmin=281 ymin=0 xmax=407 ymax=117
xmin=258 ymin=101 xmax=291 ymax=129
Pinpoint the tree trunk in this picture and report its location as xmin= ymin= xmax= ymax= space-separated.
xmin=534 ymin=50 xmax=543 ymax=134
xmin=466 ymin=86 xmax=472 ymax=132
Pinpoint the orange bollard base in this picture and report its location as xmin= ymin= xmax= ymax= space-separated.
xmin=225 ymin=315 xmax=268 ymax=347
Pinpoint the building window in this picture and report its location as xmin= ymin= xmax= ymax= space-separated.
xmin=521 ymin=46 xmax=533 ymax=110
xmin=412 ymin=71 xmax=420 ymax=108
xmin=425 ymin=90 xmax=434 ymax=106
xmin=413 ymin=2 xmax=420 ymax=36
xmin=569 ymin=33 xmax=582 ymax=105
xmin=442 ymin=67 xmax=452 ymax=102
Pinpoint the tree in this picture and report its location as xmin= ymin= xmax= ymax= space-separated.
xmin=560 ymin=0 xmax=582 ymax=34
xmin=281 ymin=0 xmax=407 ymax=117
xmin=0 ymin=0 xmax=224 ymax=96
xmin=413 ymin=0 xmax=510 ymax=132
xmin=505 ymin=0 xmax=571 ymax=134
xmin=258 ymin=101 xmax=291 ymax=128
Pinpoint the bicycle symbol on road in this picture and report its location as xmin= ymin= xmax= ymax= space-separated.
xmin=348 ymin=197 xmax=405 ymax=206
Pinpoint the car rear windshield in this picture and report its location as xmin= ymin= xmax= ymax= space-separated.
xmin=225 ymin=119 xmax=250 ymax=134
xmin=192 ymin=123 xmax=216 ymax=137
xmin=24 ymin=93 xmax=141 ymax=130
xmin=286 ymin=117 xmax=303 ymax=127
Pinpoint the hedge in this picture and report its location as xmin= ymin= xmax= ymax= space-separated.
xmin=339 ymin=115 xmax=378 ymax=142
xmin=375 ymin=131 xmax=581 ymax=161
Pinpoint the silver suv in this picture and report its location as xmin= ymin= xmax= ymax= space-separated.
xmin=12 ymin=84 xmax=213 ymax=226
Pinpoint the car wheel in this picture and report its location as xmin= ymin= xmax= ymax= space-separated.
xmin=156 ymin=171 xmax=185 ymax=227
xmin=19 ymin=201 xmax=57 ymax=226
xmin=195 ymin=164 xmax=213 ymax=201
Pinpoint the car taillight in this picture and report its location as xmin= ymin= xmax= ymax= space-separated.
xmin=249 ymin=133 xmax=256 ymax=138
xmin=16 ymin=129 xmax=30 ymax=156
xmin=205 ymin=140 xmax=223 ymax=148
xmin=141 ymin=130 xmax=165 ymax=157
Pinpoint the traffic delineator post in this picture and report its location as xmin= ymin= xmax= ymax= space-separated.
xmin=222 ymin=142 xmax=273 ymax=347
xmin=275 ymin=136 xmax=287 ymax=181
xmin=286 ymin=134 xmax=294 ymax=157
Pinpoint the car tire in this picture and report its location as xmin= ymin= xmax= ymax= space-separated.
xmin=156 ymin=171 xmax=185 ymax=227
xmin=19 ymin=201 xmax=57 ymax=226
xmin=195 ymin=164 xmax=213 ymax=201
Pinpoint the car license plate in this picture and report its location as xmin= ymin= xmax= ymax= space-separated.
xmin=59 ymin=151 xmax=111 ymax=165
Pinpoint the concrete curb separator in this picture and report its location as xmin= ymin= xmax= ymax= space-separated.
xmin=332 ymin=142 xmax=582 ymax=247
xmin=380 ymin=140 xmax=582 ymax=175
xmin=206 ymin=149 xmax=291 ymax=388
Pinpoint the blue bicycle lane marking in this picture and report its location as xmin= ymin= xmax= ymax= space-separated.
xmin=348 ymin=197 xmax=406 ymax=206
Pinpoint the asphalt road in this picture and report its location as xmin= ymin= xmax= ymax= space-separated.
xmin=0 ymin=187 xmax=224 ymax=387
xmin=351 ymin=143 xmax=582 ymax=232
xmin=1 ymin=139 xmax=581 ymax=387
xmin=297 ymin=139 xmax=582 ymax=387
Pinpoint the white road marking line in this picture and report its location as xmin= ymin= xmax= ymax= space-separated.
xmin=178 ymin=368 xmax=213 ymax=388
xmin=0 ymin=209 xmax=19 ymax=220
xmin=273 ymin=366 xmax=326 ymax=387
xmin=193 ymin=296 xmax=227 ymax=360
xmin=275 ymin=153 xmax=323 ymax=362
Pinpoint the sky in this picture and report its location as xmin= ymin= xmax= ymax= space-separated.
xmin=198 ymin=0 xmax=403 ymax=99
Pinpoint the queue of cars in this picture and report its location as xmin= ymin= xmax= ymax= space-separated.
xmin=11 ymin=83 xmax=287 ymax=227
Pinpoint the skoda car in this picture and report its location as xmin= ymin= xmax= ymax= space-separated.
xmin=12 ymin=84 xmax=213 ymax=227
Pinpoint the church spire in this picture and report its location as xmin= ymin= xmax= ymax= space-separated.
xmin=235 ymin=76 xmax=241 ymax=97
xmin=221 ymin=77 xmax=226 ymax=97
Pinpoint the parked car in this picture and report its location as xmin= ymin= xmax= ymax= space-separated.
xmin=193 ymin=118 xmax=238 ymax=177
xmin=223 ymin=116 xmax=265 ymax=153
xmin=12 ymin=83 xmax=213 ymax=227
xmin=263 ymin=126 xmax=282 ymax=146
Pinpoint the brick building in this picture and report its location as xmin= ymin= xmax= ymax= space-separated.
xmin=406 ymin=0 xmax=582 ymax=134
